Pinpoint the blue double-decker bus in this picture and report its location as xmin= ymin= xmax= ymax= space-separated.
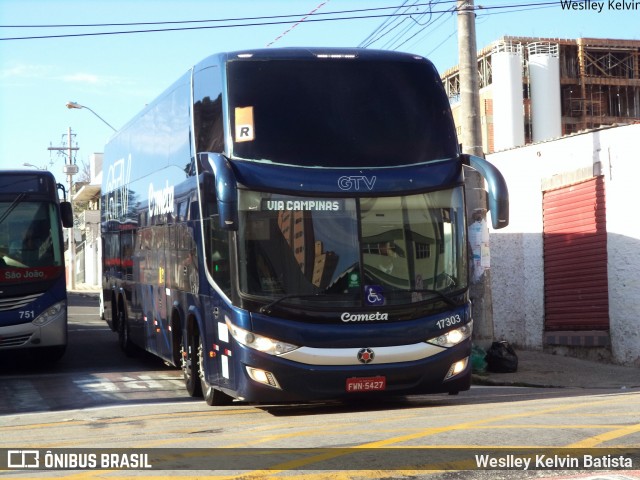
xmin=101 ymin=48 xmax=508 ymax=405
xmin=0 ymin=170 xmax=73 ymax=362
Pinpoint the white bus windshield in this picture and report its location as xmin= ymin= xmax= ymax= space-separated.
xmin=0 ymin=201 xmax=64 ymax=270
xmin=236 ymin=187 xmax=466 ymax=309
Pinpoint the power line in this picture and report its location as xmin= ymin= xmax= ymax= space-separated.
xmin=379 ymin=2 xmax=435 ymax=50
xmin=403 ymin=5 xmax=457 ymax=52
xmin=478 ymin=2 xmax=559 ymax=17
xmin=359 ymin=1 xmax=415 ymax=48
xmin=0 ymin=3 xmax=456 ymax=29
xmin=360 ymin=0 xmax=559 ymax=55
xmin=359 ymin=0 xmax=455 ymax=50
xmin=266 ymin=1 xmax=331 ymax=47
xmin=389 ymin=3 xmax=456 ymax=51
xmin=425 ymin=29 xmax=458 ymax=57
xmin=0 ymin=1 xmax=561 ymax=41
xmin=0 ymin=12 xmax=453 ymax=41
xmin=412 ymin=1 xmax=557 ymax=53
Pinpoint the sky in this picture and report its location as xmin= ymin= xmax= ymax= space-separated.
xmin=0 ymin=0 xmax=638 ymax=181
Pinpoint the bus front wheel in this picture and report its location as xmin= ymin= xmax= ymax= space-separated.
xmin=29 ymin=345 xmax=66 ymax=364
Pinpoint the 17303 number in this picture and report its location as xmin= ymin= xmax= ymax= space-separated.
xmin=436 ymin=314 xmax=462 ymax=329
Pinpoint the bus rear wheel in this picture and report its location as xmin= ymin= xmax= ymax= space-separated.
xmin=117 ymin=308 xmax=136 ymax=356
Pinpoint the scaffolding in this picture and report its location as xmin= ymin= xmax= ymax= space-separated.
xmin=441 ymin=36 xmax=640 ymax=152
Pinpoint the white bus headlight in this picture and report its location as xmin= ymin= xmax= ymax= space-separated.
xmin=427 ymin=320 xmax=473 ymax=348
xmin=226 ymin=319 xmax=299 ymax=356
xmin=32 ymin=301 xmax=66 ymax=327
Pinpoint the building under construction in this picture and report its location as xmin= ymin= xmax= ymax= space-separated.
xmin=442 ymin=36 xmax=640 ymax=153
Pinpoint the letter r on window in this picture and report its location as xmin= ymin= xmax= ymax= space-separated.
xmin=235 ymin=124 xmax=254 ymax=142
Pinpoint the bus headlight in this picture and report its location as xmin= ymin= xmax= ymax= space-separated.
xmin=32 ymin=301 xmax=66 ymax=327
xmin=226 ymin=319 xmax=299 ymax=356
xmin=445 ymin=357 xmax=469 ymax=380
xmin=427 ymin=320 xmax=473 ymax=348
xmin=246 ymin=367 xmax=282 ymax=389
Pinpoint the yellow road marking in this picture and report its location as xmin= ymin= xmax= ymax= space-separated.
xmin=567 ymin=422 xmax=640 ymax=448
xmin=5 ymin=392 xmax=639 ymax=479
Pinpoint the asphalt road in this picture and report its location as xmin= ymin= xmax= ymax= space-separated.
xmin=0 ymin=292 xmax=187 ymax=415
xmin=1 ymin=293 xmax=639 ymax=479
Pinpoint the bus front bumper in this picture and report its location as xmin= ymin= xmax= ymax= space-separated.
xmin=226 ymin=340 xmax=472 ymax=403
xmin=0 ymin=303 xmax=67 ymax=350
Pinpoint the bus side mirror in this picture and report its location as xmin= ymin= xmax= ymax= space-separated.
xmin=60 ymin=201 xmax=74 ymax=228
xmin=199 ymin=153 xmax=238 ymax=231
xmin=462 ymin=154 xmax=509 ymax=229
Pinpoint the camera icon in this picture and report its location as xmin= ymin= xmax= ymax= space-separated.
xmin=7 ymin=450 xmax=40 ymax=469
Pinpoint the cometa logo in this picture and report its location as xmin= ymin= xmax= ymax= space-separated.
xmin=341 ymin=312 xmax=389 ymax=322
xmin=148 ymin=181 xmax=175 ymax=218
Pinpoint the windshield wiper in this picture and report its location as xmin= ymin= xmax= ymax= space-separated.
xmin=396 ymin=288 xmax=459 ymax=307
xmin=260 ymin=288 xmax=459 ymax=315
xmin=0 ymin=192 xmax=27 ymax=225
xmin=259 ymin=293 xmax=324 ymax=315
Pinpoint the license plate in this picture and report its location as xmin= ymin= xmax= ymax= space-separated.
xmin=346 ymin=376 xmax=386 ymax=392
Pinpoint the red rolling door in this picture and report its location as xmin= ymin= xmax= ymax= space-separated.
xmin=542 ymin=176 xmax=609 ymax=331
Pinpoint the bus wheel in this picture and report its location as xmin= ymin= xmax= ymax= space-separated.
xmin=181 ymin=331 xmax=203 ymax=398
xmin=29 ymin=346 xmax=66 ymax=365
xmin=117 ymin=308 xmax=136 ymax=356
xmin=47 ymin=345 xmax=67 ymax=363
xmin=198 ymin=338 xmax=233 ymax=406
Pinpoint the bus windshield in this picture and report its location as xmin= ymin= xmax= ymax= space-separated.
xmin=0 ymin=200 xmax=64 ymax=270
xmin=227 ymin=57 xmax=457 ymax=167
xmin=236 ymin=187 xmax=466 ymax=309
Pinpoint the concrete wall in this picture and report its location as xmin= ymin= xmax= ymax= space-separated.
xmin=487 ymin=124 xmax=640 ymax=366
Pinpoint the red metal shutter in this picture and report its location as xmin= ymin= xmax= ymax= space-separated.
xmin=542 ymin=176 xmax=609 ymax=331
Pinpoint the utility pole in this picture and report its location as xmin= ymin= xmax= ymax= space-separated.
xmin=457 ymin=0 xmax=494 ymax=349
xmin=48 ymin=127 xmax=79 ymax=290
xmin=457 ymin=0 xmax=482 ymax=157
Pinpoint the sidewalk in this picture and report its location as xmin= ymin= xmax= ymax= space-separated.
xmin=69 ymin=283 xmax=101 ymax=294
xmin=473 ymin=349 xmax=640 ymax=390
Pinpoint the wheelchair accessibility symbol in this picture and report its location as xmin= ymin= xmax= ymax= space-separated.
xmin=365 ymin=285 xmax=385 ymax=306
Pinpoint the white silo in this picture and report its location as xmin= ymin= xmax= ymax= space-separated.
xmin=491 ymin=41 xmax=525 ymax=151
xmin=528 ymin=42 xmax=562 ymax=142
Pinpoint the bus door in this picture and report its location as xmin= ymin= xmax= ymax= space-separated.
xmin=197 ymin=297 xmax=233 ymax=392
xmin=213 ymin=302 xmax=235 ymax=390
xmin=204 ymin=213 xmax=234 ymax=391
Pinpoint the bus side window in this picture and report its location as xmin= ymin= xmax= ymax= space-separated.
xmin=193 ymin=65 xmax=224 ymax=154
xmin=207 ymin=215 xmax=231 ymax=295
xmin=104 ymin=232 xmax=120 ymax=279
xmin=190 ymin=201 xmax=199 ymax=220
